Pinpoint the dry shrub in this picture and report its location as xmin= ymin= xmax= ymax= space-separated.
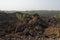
xmin=28 ymin=17 xmax=37 ymax=24
xmin=44 ymin=26 xmax=60 ymax=37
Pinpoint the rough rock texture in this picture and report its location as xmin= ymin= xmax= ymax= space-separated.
xmin=0 ymin=13 xmax=60 ymax=40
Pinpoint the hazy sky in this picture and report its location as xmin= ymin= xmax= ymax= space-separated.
xmin=0 ymin=0 xmax=60 ymax=11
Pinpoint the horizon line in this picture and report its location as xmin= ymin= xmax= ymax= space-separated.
xmin=0 ymin=9 xmax=60 ymax=11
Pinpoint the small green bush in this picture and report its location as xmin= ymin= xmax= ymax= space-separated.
xmin=16 ymin=13 xmax=29 ymax=20
xmin=16 ymin=13 xmax=23 ymax=20
xmin=54 ymin=14 xmax=60 ymax=18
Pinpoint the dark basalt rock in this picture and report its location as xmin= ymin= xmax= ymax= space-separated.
xmin=0 ymin=12 xmax=59 ymax=40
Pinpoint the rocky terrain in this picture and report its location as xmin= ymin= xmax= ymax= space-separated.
xmin=0 ymin=11 xmax=60 ymax=40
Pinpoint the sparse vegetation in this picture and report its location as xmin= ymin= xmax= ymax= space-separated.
xmin=0 ymin=11 xmax=60 ymax=40
xmin=54 ymin=14 xmax=60 ymax=18
xmin=16 ymin=12 xmax=29 ymax=20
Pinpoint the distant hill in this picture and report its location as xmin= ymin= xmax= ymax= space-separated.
xmin=0 ymin=10 xmax=60 ymax=18
xmin=22 ymin=10 xmax=60 ymax=17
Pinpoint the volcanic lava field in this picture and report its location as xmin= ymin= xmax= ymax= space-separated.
xmin=0 ymin=11 xmax=60 ymax=40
